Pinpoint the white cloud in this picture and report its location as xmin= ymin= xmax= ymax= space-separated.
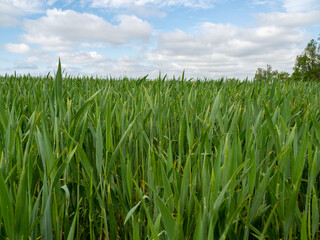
xmin=1 ymin=0 xmax=43 ymax=13
xmin=282 ymin=0 xmax=320 ymax=12
xmin=2 ymin=1 xmax=319 ymax=78
xmin=91 ymin=55 xmax=155 ymax=77
xmin=58 ymin=51 xmax=107 ymax=64
xmin=127 ymin=5 xmax=167 ymax=18
xmin=256 ymin=11 xmax=320 ymax=27
xmin=146 ymin=14 xmax=310 ymax=78
xmin=15 ymin=63 xmax=38 ymax=69
xmin=25 ymin=56 xmax=41 ymax=63
xmin=0 ymin=1 xmax=22 ymax=26
xmin=251 ymin=0 xmax=320 ymax=13
xmin=4 ymin=43 xmax=31 ymax=54
xmin=252 ymin=0 xmax=275 ymax=6
xmin=86 ymin=0 xmax=212 ymax=19
xmin=47 ymin=0 xmax=58 ymax=5
xmin=21 ymin=9 xmax=152 ymax=51
xmin=0 ymin=0 xmax=45 ymax=26
xmin=90 ymin=0 xmax=214 ymax=8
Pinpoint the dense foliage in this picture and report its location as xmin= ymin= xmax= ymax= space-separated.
xmin=254 ymin=64 xmax=290 ymax=82
xmin=292 ymin=38 xmax=320 ymax=81
xmin=0 ymin=62 xmax=319 ymax=239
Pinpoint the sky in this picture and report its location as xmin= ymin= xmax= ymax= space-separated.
xmin=0 ymin=0 xmax=320 ymax=79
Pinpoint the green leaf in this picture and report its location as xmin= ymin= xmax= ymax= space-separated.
xmin=124 ymin=200 xmax=142 ymax=225
xmin=106 ymin=114 xmax=139 ymax=179
xmin=0 ymin=171 xmax=15 ymax=239
xmin=15 ymin=164 xmax=29 ymax=239
xmin=54 ymin=58 xmax=63 ymax=117
xmin=154 ymin=193 xmax=175 ymax=240
xmin=67 ymin=198 xmax=82 ymax=240
xmin=41 ymin=193 xmax=53 ymax=240
xmin=96 ymin=119 xmax=103 ymax=176
xmin=312 ymin=187 xmax=319 ymax=238
xmin=250 ymin=160 xmax=276 ymax=222
xmin=180 ymin=154 xmax=191 ymax=211
xmin=72 ymin=89 xmax=101 ymax=124
xmin=301 ymin=211 xmax=308 ymax=240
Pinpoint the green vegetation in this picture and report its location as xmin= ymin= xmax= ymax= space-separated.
xmin=254 ymin=64 xmax=290 ymax=82
xmin=292 ymin=38 xmax=320 ymax=81
xmin=0 ymin=61 xmax=320 ymax=239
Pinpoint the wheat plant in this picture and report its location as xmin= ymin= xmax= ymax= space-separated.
xmin=0 ymin=61 xmax=319 ymax=239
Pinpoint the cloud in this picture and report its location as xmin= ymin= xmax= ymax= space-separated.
xmin=1 ymin=0 xmax=43 ymax=13
xmin=146 ymin=13 xmax=311 ymax=78
xmin=0 ymin=0 xmax=44 ymax=26
xmin=2 ymin=1 xmax=319 ymax=79
xmin=0 ymin=1 xmax=22 ymax=26
xmin=90 ymin=0 xmax=214 ymax=8
xmin=24 ymin=56 xmax=41 ymax=63
xmin=4 ymin=0 xmax=43 ymax=12
xmin=21 ymin=9 xmax=153 ymax=51
xmin=252 ymin=0 xmax=276 ymax=6
xmin=126 ymin=5 xmax=167 ymax=18
xmin=153 ymin=22 xmax=304 ymax=58
xmin=85 ymin=0 xmax=213 ymax=19
xmin=58 ymin=51 xmax=107 ymax=64
xmin=251 ymin=0 xmax=320 ymax=13
xmin=15 ymin=63 xmax=38 ymax=69
xmin=256 ymin=11 xmax=320 ymax=27
xmin=4 ymin=43 xmax=31 ymax=54
xmin=281 ymin=0 xmax=320 ymax=12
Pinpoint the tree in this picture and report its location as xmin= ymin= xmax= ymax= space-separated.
xmin=292 ymin=38 xmax=320 ymax=81
xmin=254 ymin=64 xmax=289 ymax=81
xmin=255 ymin=64 xmax=275 ymax=81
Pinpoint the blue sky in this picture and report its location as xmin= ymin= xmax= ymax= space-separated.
xmin=1 ymin=0 xmax=320 ymax=79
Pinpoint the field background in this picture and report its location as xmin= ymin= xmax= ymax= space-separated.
xmin=0 ymin=64 xmax=319 ymax=239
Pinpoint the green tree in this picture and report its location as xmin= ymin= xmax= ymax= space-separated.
xmin=292 ymin=38 xmax=320 ymax=81
xmin=255 ymin=64 xmax=275 ymax=81
xmin=254 ymin=64 xmax=289 ymax=81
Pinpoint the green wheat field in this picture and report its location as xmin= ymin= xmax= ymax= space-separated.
xmin=0 ymin=61 xmax=319 ymax=239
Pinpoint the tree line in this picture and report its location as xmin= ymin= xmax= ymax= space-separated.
xmin=255 ymin=36 xmax=320 ymax=81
